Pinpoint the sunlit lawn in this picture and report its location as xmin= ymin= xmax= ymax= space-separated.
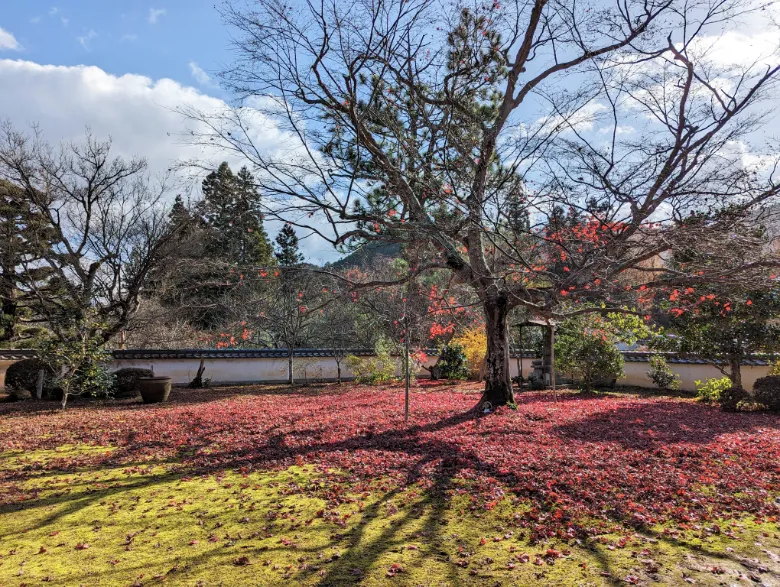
xmin=1 ymin=382 xmax=779 ymax=586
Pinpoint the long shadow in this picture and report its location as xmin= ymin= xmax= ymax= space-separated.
xmin=3 ymin=387 xmax=780 ymax=584
xmin=553 ymin=399 xmax=780 ymax=448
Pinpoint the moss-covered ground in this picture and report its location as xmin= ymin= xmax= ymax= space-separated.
xmin=1 ymin=383 xmax=779 ymax=586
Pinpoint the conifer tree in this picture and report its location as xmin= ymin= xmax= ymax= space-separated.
xmin=274 ymin=224 xmax=304 ymax=267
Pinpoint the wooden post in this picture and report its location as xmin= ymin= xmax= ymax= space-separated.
xmin=519 ymin=326 xmax=524 ymax=392
xmin=403 ymin=287 xmax=410 ymax=422
xmin=550 ymin=324 xmax=557 ymax=402
xmin=35 ymin=369 xmax=45 ymax=400
xmin=404 ymin=330 xmax=410 ymax=422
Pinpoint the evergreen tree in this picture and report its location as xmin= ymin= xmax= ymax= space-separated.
xmin=0 ymin=181 xmax=54 ymax=344
xmin=153 ymin=165 xmax=275 ymax=331
xmin=199 ymin=162 xmax=273 ymax=266
xmin=275 ymin=224 xmax=304 ymax=267
xmin=167 ymin=194 xmax=195 ymax=235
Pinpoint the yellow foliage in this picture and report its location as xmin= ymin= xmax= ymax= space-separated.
xmin=452 ymin=326 xmax=487 ymax=378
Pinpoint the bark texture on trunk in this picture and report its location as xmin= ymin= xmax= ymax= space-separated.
xmin=729 ymin=357 xmax=743 ymax=389
xmin=480 ymin=295 xmax=515 ymax=407
xmin=288 ymin=352 xmax=294 ymax=385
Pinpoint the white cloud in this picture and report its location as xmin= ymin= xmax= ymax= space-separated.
xmin=685 ymin=30 xmax=779 ymax=70
xmin=598 ymin=125 xmax=635 ymax=135
xmin=536 ymin=102 xmax=607 ymax=134
xmin=0 ymin=27 xmax=21 ymax=51
xmin=76 ymin=29 xmax=97 ymax=51
xmin=0 ymin=59 xmax=338 ymax=261
xmin=148 ymin=8 xmax=166 ymax=24
xmin=188 ymin=61 xmax=211 ymax=86
xmin=45 ymin=6 xmax=68 ymax=26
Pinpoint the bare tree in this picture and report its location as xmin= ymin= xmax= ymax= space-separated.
xmin=183 ymin=0 xmax=780 ymax=406
xmin=0 ymin=124 xmax=175 ymax=406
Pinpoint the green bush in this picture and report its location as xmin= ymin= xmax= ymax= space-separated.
xmin=694 ymin=377 xmax=732 ymax=403
xmin=4 ymin=358 xmax=57 ymax=400
xmin=345 ymin=337 xmax=398 ymax=385
xmin=113 ymin=368 xmax=154 ymax=398
xmin=753 ymin=375 xmax=780 ymax=412
xmin=556 ymin=331 xmax=624 ymax=392
xmin=719 ymin=386 xmax=748 ymax=412
xmin=646 ymin=355 xmax=681 ymax=390
xmin=437 ymin=343 xmax=470 ymax=380
xmin=39 ymin=335 xmax=116 ymax=405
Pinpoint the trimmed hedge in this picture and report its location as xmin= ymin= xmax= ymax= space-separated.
xmin=113 ymin=368 xmax=154 ymax=398
xmin=753 ymin=375 xmax=780 ymax=412
xmin=4 ymin=358 xmax=57 ymax=400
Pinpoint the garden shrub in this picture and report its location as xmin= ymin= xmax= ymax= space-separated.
xmin=436 ymin=343 xmax=470 ymax=380
xmin=719 ymin=386 xmax=748 ymax=412
xmin=113 ymin=368 xmax=154 ymax=398
xmin=694 ymin=377 xmax=732 ymax=404
xmin=345 ymin=336 xmax=397 ymax=384
xmin=4 ymin=358 xmax=57 ymax=400
xmin=556 ymin=330 xmax=624 ymax=392
xmin=646 ymin=355 xmax=681 ymax=390
xmin=451 ymin=327 xmax=487 ymax=379
xmin=40 ymin=335 xmax=116 ymax=404
xmin=753 ymin=375 xmax=780 ymax=412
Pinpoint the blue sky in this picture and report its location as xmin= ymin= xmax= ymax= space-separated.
xmin=2 ymin=1 xmax=229 ymax=96
xmin=0 ymin=2 xmax=346 ymax=261
xmin=1 ymin=1 xmax=779 ymax=263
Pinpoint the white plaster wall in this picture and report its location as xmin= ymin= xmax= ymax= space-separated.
xmin=0 ymin=354 xmax=771 ymax=390
xmin=108 ymin=356 xmax=442 ymax=385
xmin=620 ymin=362 xmax=770 ymax=392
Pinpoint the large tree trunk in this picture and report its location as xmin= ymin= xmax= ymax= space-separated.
xmin=288 ymin=349 xmax=294 ymax=385
xmin=729 ymin=357 xmax=743 ymax=389
xmin=480 ymin=295 xmax=515 ymax=408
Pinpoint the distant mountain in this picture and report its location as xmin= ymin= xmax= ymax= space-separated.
xmin=328 ymin=241 xmax=401 ymax=270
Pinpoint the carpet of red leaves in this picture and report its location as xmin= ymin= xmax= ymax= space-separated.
xmin=2 ymin=384 xmax=779 ymax=540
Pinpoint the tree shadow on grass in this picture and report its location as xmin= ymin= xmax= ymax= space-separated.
xmin=552 ymin=399 xmax=780 ymax=448
xmin=3 ymin=388 xmax=780 ymax=584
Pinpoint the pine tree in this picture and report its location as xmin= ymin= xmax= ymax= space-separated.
xmin=167 ymin=195 xmax=193 ymax=232
xmin=0 ymin=181 xmax=54 ymax=344
xmin=275 ymin=224 xmax=304 ymax=267
xmin=199 ymin=162 xmax=273 ymax=266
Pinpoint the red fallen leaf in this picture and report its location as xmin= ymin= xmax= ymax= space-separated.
xmin=3 ymin=383 xmax=780 ymax=548
xmin=406 ymin=545 xmax=418 ymax=550
xmin=75 ymin=543 xmax=89 ymax=550
xmin=233 ymin=556 xmax=251 ymax=566
xmin=479 ymin=537 xmax=487 ymax=545
xmin=387 ymin=563 xmax=404 ymax=577
xmin=38 ymin=546 xmax=47 ymax=554
xmin=188 ymin=540 xmax=199 ymax=546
